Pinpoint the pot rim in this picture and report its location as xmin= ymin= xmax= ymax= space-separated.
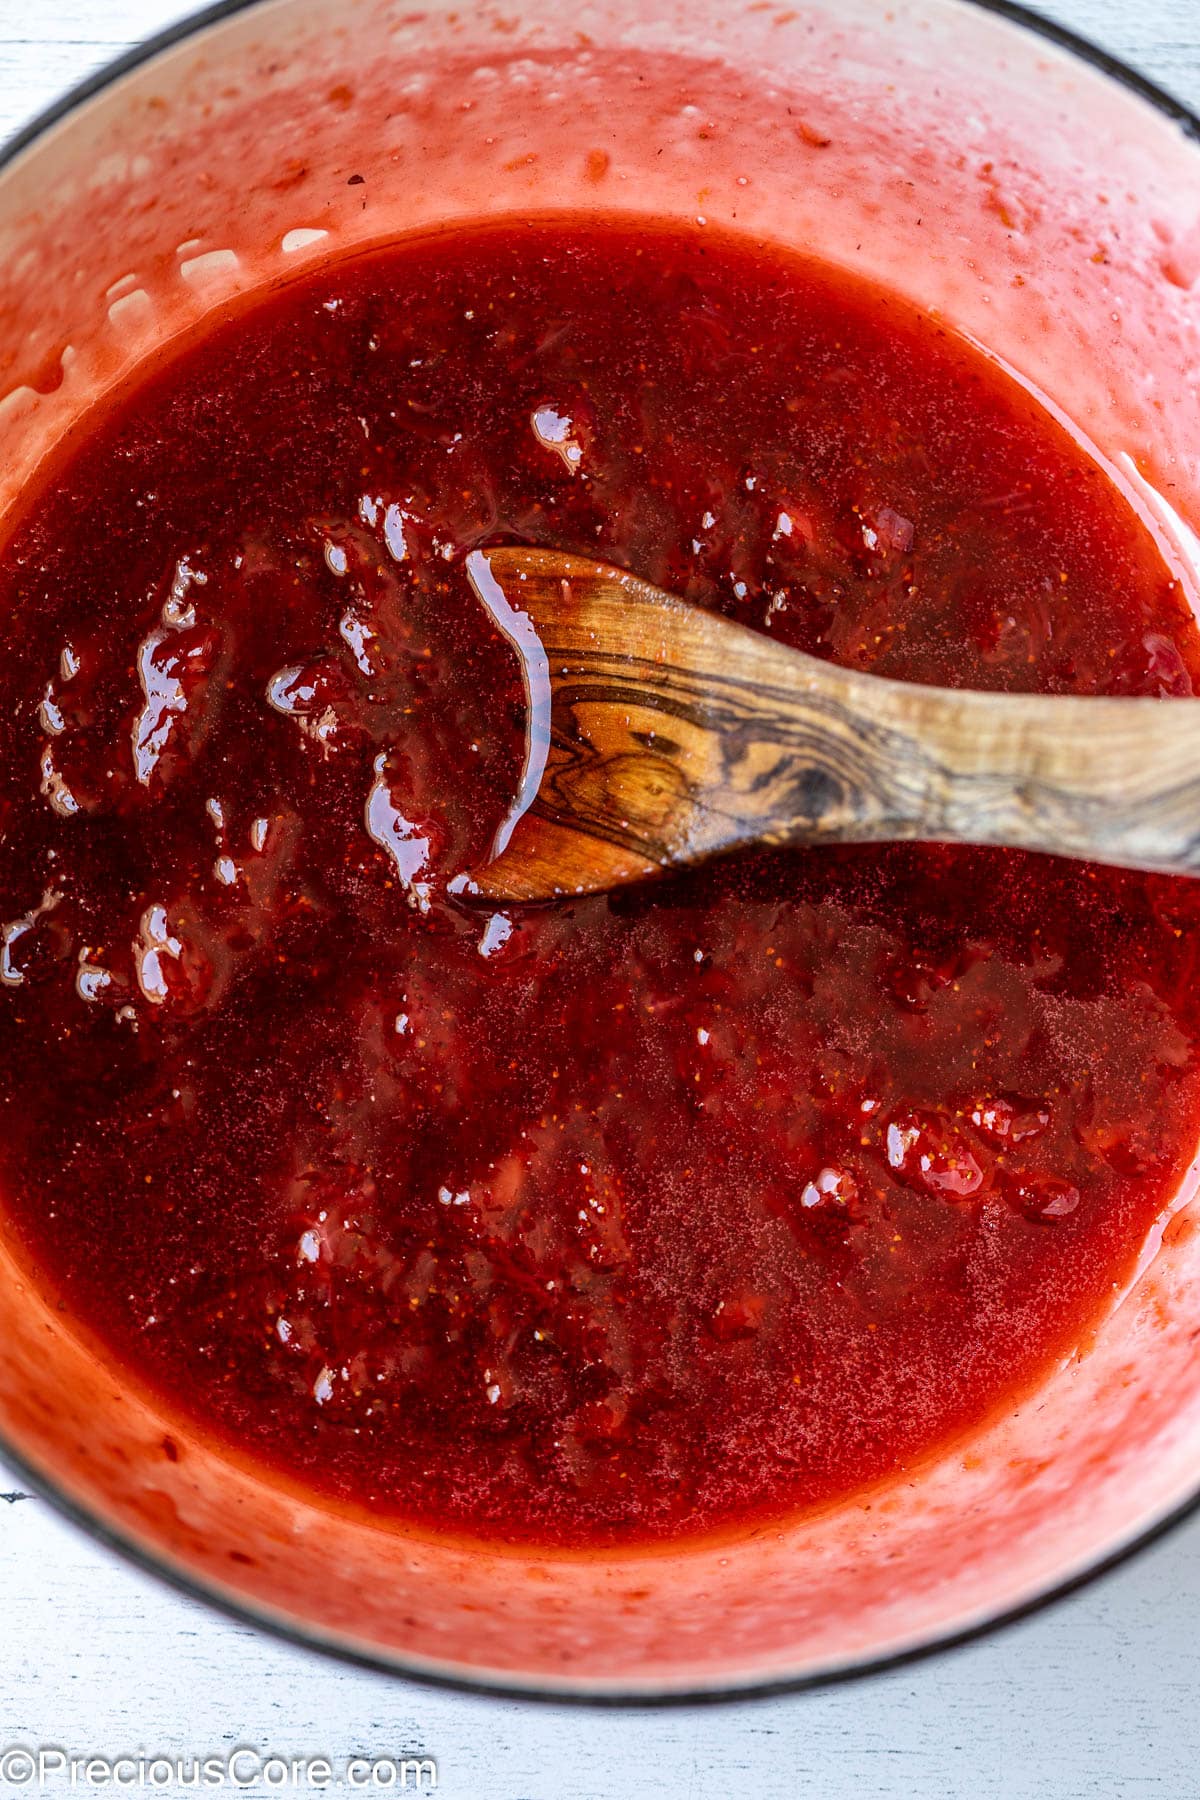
xmin=2 ymin=0 xmax=1199 ymax=1707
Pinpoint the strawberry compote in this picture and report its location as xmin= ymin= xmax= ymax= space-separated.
xmin=1 ymin=221 xmax=1200 ymax=1546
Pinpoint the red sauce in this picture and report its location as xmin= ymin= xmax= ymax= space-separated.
xmin=2 ymin=221 xmax=1200 ymax=1547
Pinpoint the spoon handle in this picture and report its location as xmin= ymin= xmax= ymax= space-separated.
xmin=766 ymin=665 xmax=1200 ymax=875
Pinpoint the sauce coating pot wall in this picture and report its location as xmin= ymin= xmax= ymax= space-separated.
xmin=1 ymin=0 xmax=1200 ymax=1699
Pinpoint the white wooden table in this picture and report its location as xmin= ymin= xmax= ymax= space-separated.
xmin=2 ymin=2 xmax=1200 ymax=1794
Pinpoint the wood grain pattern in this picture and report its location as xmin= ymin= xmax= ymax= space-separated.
xmin=475 ymin=548 xmax=1200 ymax=901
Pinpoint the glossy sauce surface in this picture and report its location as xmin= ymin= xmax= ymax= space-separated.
xmin=2 ymin=223 xmax=1200 ymax=1545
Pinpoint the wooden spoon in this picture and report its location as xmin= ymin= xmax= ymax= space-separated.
xmin=464 ymin=545 xmax=1200 ymax=902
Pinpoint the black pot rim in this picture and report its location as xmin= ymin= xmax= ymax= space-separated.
xmin=1 ymin=0 xmax=1198 ymax=1708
